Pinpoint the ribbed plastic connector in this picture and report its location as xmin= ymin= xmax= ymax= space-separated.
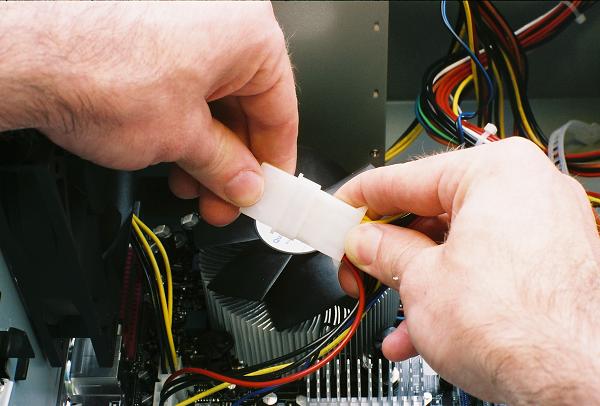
xmin=240 ymin=163 xmax=367 ymax=261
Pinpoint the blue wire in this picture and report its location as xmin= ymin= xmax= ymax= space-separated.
xmin=414 ymin=95 xmax=428 ymax=131
xmin=456 ymin=111 xmax=476 ymax=144
xmin=458 ymin=389 xmax=471 ymax=406
xmin=441 ymin=0 xmax=495 ymax=143
xmin=232 ymin=386 xmax=278 ymax=406
xmin=232 ymin=359 xmax=316 ymax=405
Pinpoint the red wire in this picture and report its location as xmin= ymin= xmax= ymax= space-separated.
xmin=164 ymin=256 xmax=366 ymax=389
xmin=587 ymin=191 xmax=600 ymax=199
xmin=521 ymin=1 xmax=582 ymax=47
xmin=432 ymin=0 xmax=592 ymax=150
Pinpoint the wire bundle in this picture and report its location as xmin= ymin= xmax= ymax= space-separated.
xmin=159 ymin=258 xmax=379 ymax=406
xmin=131 ymin=214 xmax=179 ymax=372
xmin=386 ymin=1 xmax=598 ymax=167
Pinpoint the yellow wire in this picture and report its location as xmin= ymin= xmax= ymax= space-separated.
xmin=131 ymin=220 xmax=178 ymax=369
xmin=177 ymin=382 xmax=230 ymax=406
xmin=463 ymin=1 xmax=479 ymax=103
xmin=490 ymin=62 xmax=506 ymax=138
xmin=176 ymin=363 xmax=293 ymax=406
xmin=386 ymin=128 xmax=414 ymax=161
xmin=387 ymin=124 xmax=422 ymax=156
xmin=589 ymin=196 xmax=600 ymax=206
xmin=370 ymin=213 xmax=410 ymax=224
xmin=501 ymin=51 xmax=544 ymax=148
xmin=178 ymin=322 xmax=363 ymax=405
xmin=178 ymin=207 xmax=412 ymax=405
xmin=453 ymin=25 xmax=466 ymax=53
xmin=133 ymin=215 xmax=173 ymax=324
xmin=385 ymin=128 xmax=420 ymax=161
xmin=385 ymin=124 xmax=422 ymax=162
xmin=452 ymin=74 xmax=474 ymax=116
xmin=178 ymin=303 xmax=381 ymax=405
xmin=316 ymin=305 xmax=377 ymax=359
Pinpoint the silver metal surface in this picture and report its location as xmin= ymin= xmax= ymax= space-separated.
xmin=180 ymin=213 xmax=199 ymax=230
xmin=152 ymin=224 xmax=172 ymax=239
xmin=63 ymin=337 xmax=122 ymax=403
xmin=198 ymin=251 xmax=399 ymax=366
xmin=305 ymin=356 xmax=443 ymax=405
xmin=199 ymin=254 xmax=321 ymax=366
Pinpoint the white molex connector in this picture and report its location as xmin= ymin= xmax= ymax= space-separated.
xmin=241 ymin=163 xmax=367 ymax=261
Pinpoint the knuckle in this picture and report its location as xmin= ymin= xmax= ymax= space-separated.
xmin=562 ymin=173 xmax=586 ymax=194
xmin=495 ymin=137 xmax=548 ymax=165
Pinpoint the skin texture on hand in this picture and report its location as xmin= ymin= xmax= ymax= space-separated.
xmin=336 ymin=138 xmax=600 ymax=404
xmin=0 ymin=2 xmax=298 ymax=226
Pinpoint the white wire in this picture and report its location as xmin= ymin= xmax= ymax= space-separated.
xmin=514 ymin=4 xmax=561 ymax=35
xmin=433 ymin=2 xmax=564 ymax=85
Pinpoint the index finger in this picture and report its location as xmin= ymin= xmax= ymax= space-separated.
xmin=335 ymin=138 xmax=555 ymax=218
xmin=335 ymin=150 xmax=466 ymax=218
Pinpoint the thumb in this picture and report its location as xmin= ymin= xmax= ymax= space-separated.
xmin=344 ymin=223 xmax=436 ymax=289
xmin=178 ymin=116 xmax=264 ymax=208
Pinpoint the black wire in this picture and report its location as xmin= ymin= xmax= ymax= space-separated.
xmin=468 ymin=2 xmax=547 ymax=145
xmin=521 ymin=1 xmax=596 ymax=51
xmin=469 ymin=2 xmax=491 ymax=127
xmin=159 ymin=294 xmax=369 ymax=403
xmin=478 ymin=2 xmax=547 ymax=144
xmin=131 ymin=232 xmax=175 ymax=373
xmin=160 ymin=303 xmax=358 ymax=404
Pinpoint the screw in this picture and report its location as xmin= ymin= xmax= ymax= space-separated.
xmin=373 ymin=22 xmax=380 ymax=32
xmin=262 ymin=392 xmax=278 ymax=405
xmin=372 ymin=89 xmax=379 ymax=99
xmin=152 ymin=224 xmax=172 ymax=239
xmin=180 ymin=213 xmax=199 ymax=230
xmin=370 ymin=149 xmax=380 ymax=158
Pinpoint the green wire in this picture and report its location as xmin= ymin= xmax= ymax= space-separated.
xmin=416 ymin=102 xmax=456 ymax=143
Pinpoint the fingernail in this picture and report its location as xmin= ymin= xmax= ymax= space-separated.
xmin=224 ymin=170 xmax=264 ymax=206
xmin=345 ymin=224 xmax=382 ymax=267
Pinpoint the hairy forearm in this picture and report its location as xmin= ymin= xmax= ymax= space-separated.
xmin=0 ymin=2 xmax=154 ymax=134
xmin=496 ymin=293 xmax=600 ymax=405
xmin=0 ymin=3 xmax=61 ymax=131
xmin=499 ymin=336 xmax=600 ymax=405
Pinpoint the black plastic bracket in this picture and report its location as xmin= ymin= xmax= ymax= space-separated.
xmin=0 ymin=328 xmax=34 ymax=381
xmin=0 ymin=130 xmax=131 ymax=367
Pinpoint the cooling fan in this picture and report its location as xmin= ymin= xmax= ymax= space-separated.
xmin=191 ymin=147 xmax=352 ymax=330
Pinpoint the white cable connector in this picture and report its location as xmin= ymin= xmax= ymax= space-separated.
xmin=240 ymin=163 xmax=367 ymax=261
xmin=562 ymin=1 xmax=586 ymax=24
xmin=464 ymin=123 xmax=496 ymax=146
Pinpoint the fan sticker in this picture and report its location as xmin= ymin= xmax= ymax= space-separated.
xmin=255 ymin=221 xmax=315 ymax=254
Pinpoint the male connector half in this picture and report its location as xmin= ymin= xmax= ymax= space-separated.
xmin=240 ymin=163 xmax=367 ymax=261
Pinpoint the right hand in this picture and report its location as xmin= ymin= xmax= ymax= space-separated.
xmin=336 ymin=138 xmax=600 ymax=404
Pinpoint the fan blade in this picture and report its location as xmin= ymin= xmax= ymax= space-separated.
xmin=192 ymin=214 xmax=259 ymax=248
xmin=264 ymin=253 xmax=350 ymax=330
xmin=208 ymin=241 xmax=292 ymax=301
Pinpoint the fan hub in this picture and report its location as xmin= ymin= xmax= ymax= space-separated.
xmin=255 ymin=221 xmax=315 ymax=255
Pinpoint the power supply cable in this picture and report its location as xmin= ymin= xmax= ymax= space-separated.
xmin=162 ymin=259 xmax=366 ymax=405
xmin=131 ymin=216 xmax=179 ymax=369
xmin=131 ymin=233 xmax=174 ymax=373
